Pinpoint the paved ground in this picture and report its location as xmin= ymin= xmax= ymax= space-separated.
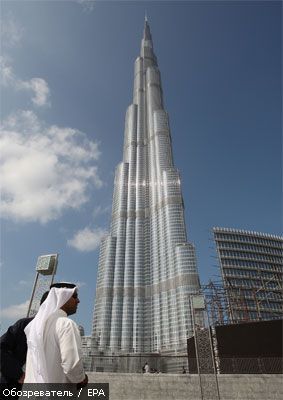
xmin=87 ymin=372 xmax=283 ymax=400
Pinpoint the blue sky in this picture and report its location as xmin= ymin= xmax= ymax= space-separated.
xmin=0 ymin=1 xmax=281 ymax=334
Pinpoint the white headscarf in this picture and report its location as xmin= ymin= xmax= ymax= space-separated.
xmin=24 ymin=286 xmax=76 ymax=383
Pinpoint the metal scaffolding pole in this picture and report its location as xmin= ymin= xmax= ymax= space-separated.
xmin=190 ymin=294 xmax=220 ymax=400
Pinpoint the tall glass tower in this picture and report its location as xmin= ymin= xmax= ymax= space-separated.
xmin=92 ymin=19 xmax=201 ymax=354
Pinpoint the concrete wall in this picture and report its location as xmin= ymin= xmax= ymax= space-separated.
xmin=88 ymin=372 xmax=283 ymax=400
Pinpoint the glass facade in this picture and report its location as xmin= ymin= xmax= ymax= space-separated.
xmin=213 ymin=227 xmax=283 ymax=323
xmin=92 ymin=20 xmax=201 ymax=354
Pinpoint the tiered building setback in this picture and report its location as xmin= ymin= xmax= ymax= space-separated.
xmin=92 ymin=19 xmax=201 ymax=354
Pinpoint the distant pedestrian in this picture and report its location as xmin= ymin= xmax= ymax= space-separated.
xmin=182 ymin=366 xmax=187 ymax=374
xmin=142 ymin=362 xmax=150 ymax=373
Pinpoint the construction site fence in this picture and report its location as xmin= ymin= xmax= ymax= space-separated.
xmin=220 ymin=357 xmax=282 ymax=374
xmin=83 ymin=354 xmax=282 ymax=374
xmin=189 ymin=357 xmax=282 ymax=374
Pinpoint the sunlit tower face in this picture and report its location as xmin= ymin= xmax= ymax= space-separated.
xmin=92 ymin=19 xmax=201 ymax=354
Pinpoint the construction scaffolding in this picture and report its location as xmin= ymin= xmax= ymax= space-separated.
xmin=202 ymin=274 xmax=282 ymax=327
xmin=202 ymin=280 xmax=231 ymax=326
xmin=190 ymin=294 xmax=220 ymax=400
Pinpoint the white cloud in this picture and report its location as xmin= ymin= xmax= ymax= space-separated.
xmin=21 ymin=78 xmax=50 ymax=107
xmin=19 ymin=280 xmax=31 ymax=286
xmin=0 ymin=110 xmax=102 ymax=224
xmin=92 ymin=205 xmax=111 ymax=219
xmin=0 ymin=57 xmax=50 ymax=107
xmin=19 ymin=280 xmax=28 ymax=285
xmin=0 ymin=56 xmax=14 ymax=85
xmin=1 ymin=14 xmax=24 ymax=47
xmin=76 ymin=282 xmax=86 ymax=288
xmin=68 ymin=227 xmax=107 ymax=252
xmin=77 ymin=0 xmax=96 ymax=12
xmin=0 ymin=300 xmax=29 ymax=320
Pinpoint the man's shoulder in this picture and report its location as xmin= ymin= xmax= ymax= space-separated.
xmin=56 ymin=315 xmax=78 ymax=330
xmin=0 ymin=317 xmax=33 ymax=343
xmin=10 ymin=317 xmax=33 ymax=331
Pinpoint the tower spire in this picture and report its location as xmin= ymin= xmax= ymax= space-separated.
xmin=145 ymin=11 xmax=148 ymax=22
xmin=143 ymin=14 xmax=151 ymax=40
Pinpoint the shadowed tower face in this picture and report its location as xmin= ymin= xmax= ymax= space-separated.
xmin=92 ymin=19 xmax=201 ymax=353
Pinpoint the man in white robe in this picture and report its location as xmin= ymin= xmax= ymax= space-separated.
xmin=24 ymin=283 xmax=88 ymax=385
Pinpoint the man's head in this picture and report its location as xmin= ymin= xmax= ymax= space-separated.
xmin=50 ymin=282 xmax=79 ymax=316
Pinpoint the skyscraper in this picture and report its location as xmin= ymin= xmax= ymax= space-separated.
xmin=213 ymin=227 xmax=283 ymax=323
xmin=92 ymin=19 xmax=201 ymax=354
